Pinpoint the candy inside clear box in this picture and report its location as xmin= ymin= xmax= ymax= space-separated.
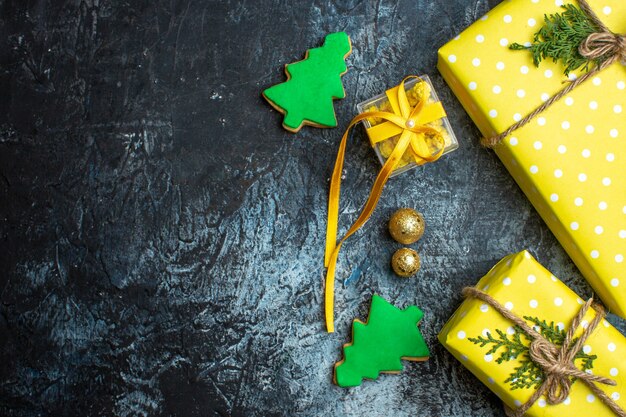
xmin=356 ymin=75 xmax=459 ymax=178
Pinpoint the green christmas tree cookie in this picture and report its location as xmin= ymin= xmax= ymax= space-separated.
xmin=263 ymin=32 xmax=352 ymax=133
xmin=334 ymin=295 xmax=430 ymax=387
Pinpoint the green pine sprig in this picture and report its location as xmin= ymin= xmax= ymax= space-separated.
xmin=505 ymin=357 xmax=545 ymax=390
xmin=509 ymin=4 xmax=601 ymax=75
xmin=470 ymin=327 xmax=527 ymax=364
xmin=524 ymin=316 xmax=566 ymax=345
xmin=468 ymin=315 xmax=597 ymax=390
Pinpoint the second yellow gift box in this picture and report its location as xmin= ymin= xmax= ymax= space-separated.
xmin=440 ymin=250 xmax=626 ymax=417
xmin=437 ymin=0 xmax=626 ymax=318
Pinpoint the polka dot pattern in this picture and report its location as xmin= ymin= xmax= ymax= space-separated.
xmin=438 ymin=0 xmax=626 ymax=318
xmin=443 ymin=251 xmax=626 ymax=415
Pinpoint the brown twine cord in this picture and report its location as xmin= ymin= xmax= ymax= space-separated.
xmin=577 ymin=0 xmax=610 ymax=34
xmin=482 ymin=0 xmax=626 ymax=148
xmin=462 ymin=287 xmax=626 ymax=417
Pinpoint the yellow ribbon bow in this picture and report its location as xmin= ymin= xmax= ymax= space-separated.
xmin=324 ymin=76 xmax=448 ymax=332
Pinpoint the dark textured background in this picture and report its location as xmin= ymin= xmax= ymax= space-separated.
xmin=1 ymin=0 xmax=624 ymax=416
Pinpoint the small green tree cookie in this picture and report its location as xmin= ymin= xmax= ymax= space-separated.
xmin=263 ymin=32 xmax=352 ymax=133
xmin=334 ymin=295 xmax=430 ymax=387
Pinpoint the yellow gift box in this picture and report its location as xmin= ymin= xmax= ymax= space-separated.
xmin=355 ymin=75 xmax=459 ymax=177
xmin=437 ymin=0 xmax=626 ymax=318
xmin=439 ymin=250 xmax=626 ymax=416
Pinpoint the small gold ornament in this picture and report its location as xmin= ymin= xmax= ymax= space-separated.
xmin=388 ymin=208 xmax=425 ymax=244
xmin=391 ymin=248 xmax=421 ymax=278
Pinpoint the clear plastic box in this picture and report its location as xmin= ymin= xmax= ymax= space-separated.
xmin=356 ymin=75 xmax=459 ymax=177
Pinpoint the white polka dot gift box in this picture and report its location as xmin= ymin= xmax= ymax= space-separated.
xmin=439 ymin=250 xmax=626 ymax=417
xmin=438 ymin=0 xmax=626 ymax=319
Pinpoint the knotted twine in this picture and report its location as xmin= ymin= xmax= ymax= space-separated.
xmin=482 ymin=0 xmax=626 ymax=147
xmin=462 ymin=287 xmax=626 ymax=417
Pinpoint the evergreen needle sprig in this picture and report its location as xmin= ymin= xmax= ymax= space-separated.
xmin=469 ymin=316 xmax=597 ymax=390
xmin=509 ymin=4 xmax=601 ymax=75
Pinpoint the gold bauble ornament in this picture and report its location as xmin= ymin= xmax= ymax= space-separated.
xmin=391 ymin=248 xmax=421 ymax=278
xmin=388 ymin=208 xmax=425 ymax=244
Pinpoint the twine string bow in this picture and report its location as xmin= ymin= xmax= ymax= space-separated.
xmin=580 ymin=32 xmax=626 ymax=63
xmin=462 ymin=287 xmax=625 ymax=417
xmin=324 ymin=76 xmax=446 ymax=332
xmin=578 ymin=0 xmax=626 ymax=64
xmin=482 ymin=0 xmax=626 ymax=148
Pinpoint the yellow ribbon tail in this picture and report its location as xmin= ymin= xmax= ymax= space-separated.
xmin=324 ymin=129 xmax=413 ymax=332
xmin=324 ymin=112 xmax=393 ymax=267
xmin=324 ymin=242 xmax=341 ymax=333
